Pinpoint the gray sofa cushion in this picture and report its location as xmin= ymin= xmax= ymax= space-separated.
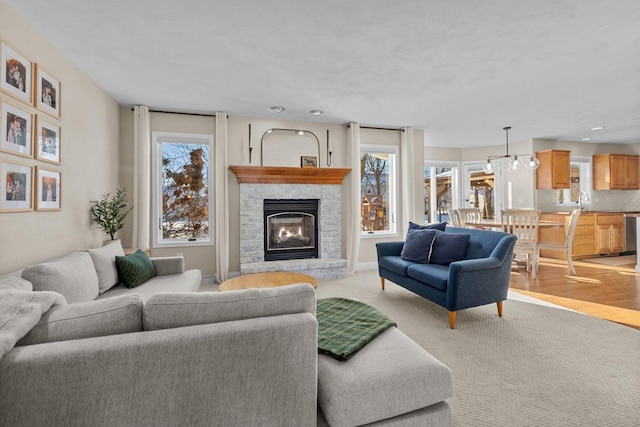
xmin=0 ymin=276 xmax=32 ymax=291
xmin=143 ymin=283 xmax=316 ymax=331
xmin=97 ymin=269 xmax=202 ymax=302
xmin=86 ymin=239 xmax=125 ymax=294
xmin=22 ymin=252 xmax=99 ymax=304
xmin=317 ymin=327 xmax=453 ymax=427
xmin=17 ymin=294 xmax=143 ymax=346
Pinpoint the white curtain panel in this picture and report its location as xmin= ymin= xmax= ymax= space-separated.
xmin=132 ymin=105 xmax=150 ymax=250
xmin=214 ymin=112 xmax=229 ymax=283
xmin=346 ymin=122 xmax=361 ymax=274
xmin=401 ymin=126 xmax=416 ymax=226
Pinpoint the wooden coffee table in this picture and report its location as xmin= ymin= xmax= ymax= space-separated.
xmin=218 ymin=271 xmax=317 ymax=291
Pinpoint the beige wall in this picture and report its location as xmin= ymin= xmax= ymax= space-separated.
xmin=0 ymin=0 xmax=120 ymax=275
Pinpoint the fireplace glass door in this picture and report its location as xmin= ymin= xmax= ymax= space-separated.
xmin=264 ymin=199 xmax=319 ymax=261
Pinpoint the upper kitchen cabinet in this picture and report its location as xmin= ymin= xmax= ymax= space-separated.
xmin=536 ymin=149 xmax=571 ymax=189
xmin=593 ymin=154 xmax=640 ymax=190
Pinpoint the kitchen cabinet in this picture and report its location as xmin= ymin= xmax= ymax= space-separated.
xmin=536 ymin=149 xmax=570 ymax=189
xmin=539 ymin=213 xmax=596 ymax=258
xmin=595 ymin=214 xmax=625 ymax=253
xmin=592 ymin=154 xmax=640 ymax=190
xmin=539 ymin=212 xmax=624 ymax=259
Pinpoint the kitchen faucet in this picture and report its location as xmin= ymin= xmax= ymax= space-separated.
xmin=578 ymin=191 xmax=590 ymax=210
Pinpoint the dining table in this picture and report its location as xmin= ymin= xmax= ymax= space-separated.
xmin=463 ymin=219 xmax=565 ymax=230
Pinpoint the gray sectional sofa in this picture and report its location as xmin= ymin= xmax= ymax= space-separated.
xmin=0 ymin=240 xmax=453 ymax=426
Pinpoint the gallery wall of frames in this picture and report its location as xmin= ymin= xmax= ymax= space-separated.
xmin=0 ymin=40 xmax=61 ymax=212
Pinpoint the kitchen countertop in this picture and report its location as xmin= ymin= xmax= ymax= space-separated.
xmin=543 ymin=211 xmax=640 ymax=215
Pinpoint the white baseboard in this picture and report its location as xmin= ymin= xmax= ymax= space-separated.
xmin=355 ymin=262 xmax=378 ymax=271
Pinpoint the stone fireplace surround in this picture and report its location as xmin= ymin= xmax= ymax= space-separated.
xmin=231 ymin=166 xmax=350 ymax=280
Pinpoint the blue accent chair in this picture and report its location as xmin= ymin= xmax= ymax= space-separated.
xmin=376 ymin=227 xmax=517 ymax=329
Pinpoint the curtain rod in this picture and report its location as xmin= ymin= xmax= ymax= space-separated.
xmin=130 ymin=107 xmax=216 ymax=118
xmin=348 ymin=125 xmax=404 ymax=132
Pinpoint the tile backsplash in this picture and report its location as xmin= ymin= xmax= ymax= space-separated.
xmin=537 ymin=189 xmax=640 ymax=212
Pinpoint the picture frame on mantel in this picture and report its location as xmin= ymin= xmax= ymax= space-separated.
xmin=1 ymin=161 xmax=33 ymax=212
xmin=1 ymin=99 xmax=33 ymax=158
xmin=35 ymin=65 xmax=61 ymax=119
xmin=300 ymin=156 xmax=317 ymax=168
xmin=0 ymin=41 xmax=33 ymax=105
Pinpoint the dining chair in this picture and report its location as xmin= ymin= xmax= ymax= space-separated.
xmin=447 ymin=209 xmax=463 ymax=227
xmin=501 ymin=209 xmax=541 ymax=279
xmin=457 ymin=208 xmax=482 ymax=226
xmin=535 ymin=208 xmax=581 ymax=276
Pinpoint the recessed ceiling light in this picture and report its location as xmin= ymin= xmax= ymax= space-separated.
xmin=581 ymin=137 xmax=592 ymax=141
xmin=309 ymin=110 xmax=323 ymax=116
xmin=591 ymin=126 xmax=605 ymax=131
xmin=297 ymin=131 xmax=305 ymax=136
xmin=270 ymin=106 xmax=285 ymax=113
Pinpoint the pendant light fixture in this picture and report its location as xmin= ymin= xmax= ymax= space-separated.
xmin=482 ymin=126 xmax=540 ymax=174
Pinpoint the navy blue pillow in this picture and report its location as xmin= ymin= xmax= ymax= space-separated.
xmin=408 ymin=221 xmax=447 ymax=232
xmin=400 ymin=229 xmax=437 ymax=264
xmin=429 ymin=230 xmax=470 ymax=266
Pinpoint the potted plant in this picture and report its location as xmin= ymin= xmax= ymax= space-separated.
xmin=89 ymin=187 xmax=133 ymax=240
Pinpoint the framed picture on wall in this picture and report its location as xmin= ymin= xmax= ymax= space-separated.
xmin=1 ymin=100 xmax=33 ymax=158
xmin=1 ymin=162 xmax=32 ymax=212
xmin=35 ymin=65 xmax=61 ymax=118
xmin=35 ymin=116 xmax=60 ymax=164
xmin=0 ymin=41 xmax=33 ymax=105
xmin=35 ymin=166 xmax=60 ymax=211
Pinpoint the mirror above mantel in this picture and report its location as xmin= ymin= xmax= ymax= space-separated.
xmin=259 ymin=128 xmax=321 ymax=167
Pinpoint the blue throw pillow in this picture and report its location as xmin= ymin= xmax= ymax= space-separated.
xmin=429 ymin=230 xmax=470 ymax=266
xmin=400 ymin=229 xmax=437 ymax=264
xmin=408 ymin=221 xmax=447 ymax=232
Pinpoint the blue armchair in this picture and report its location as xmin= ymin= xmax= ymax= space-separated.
xmin=376 ymin=227 xmax=517 ymax=329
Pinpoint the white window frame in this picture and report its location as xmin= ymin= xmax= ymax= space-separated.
xmin=557 ymin=156 xmax=592 ymax=207
xmin=151 ymin=131 xmax=214 ymax=248
xmin=360 ymin=144 xmax=399 ymax=238
xmin=424 ymin=160 xmax=460 ymax=224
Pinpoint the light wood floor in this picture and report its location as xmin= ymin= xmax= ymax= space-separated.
xmin=509 ymin=257 xmax=640 ymax=329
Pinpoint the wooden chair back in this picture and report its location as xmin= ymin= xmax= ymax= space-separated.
xmin=447 ymin=209 xmax=463 ymax=227
xmin=457 ymin=208 xmax=482 ymax=225
xmin=501 ymin=209 xmax=540 ymax=243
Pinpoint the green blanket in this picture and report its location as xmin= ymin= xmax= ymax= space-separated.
xmin=317 ymin=297 xmax=396 ymax=361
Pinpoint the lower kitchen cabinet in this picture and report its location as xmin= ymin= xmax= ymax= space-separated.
xmin=539 ymin=212 xmax=624 ymax=259
xmin=595 ymin=214 xmax=625 ymax=253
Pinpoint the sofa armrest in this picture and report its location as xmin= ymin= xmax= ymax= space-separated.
xmin=151 ymin=256 xmax=184 ymax=276
xmin=0 ymin=314 xmax=318 ymax=427
xmin=376 ymin=241 xmax=405 ymax=258
xmin=445 ymin=237 xmax=516 ymax=311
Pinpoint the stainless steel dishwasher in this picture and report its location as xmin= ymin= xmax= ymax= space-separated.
xmin=624 ymin=214 xmax=636 ymax=254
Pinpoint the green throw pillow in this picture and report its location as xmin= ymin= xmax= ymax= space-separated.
xmin=115 ymin=250 xmax=156 ymax=288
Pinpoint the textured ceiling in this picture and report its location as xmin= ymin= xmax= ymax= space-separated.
xmin=8 ymin=0 xmax=640 ymax=148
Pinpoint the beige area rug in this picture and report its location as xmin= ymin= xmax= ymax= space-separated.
xmin=315 ymin=269 xmax=640 ymax=427
xmin=582 ymin=254 xmax=636 ymax=266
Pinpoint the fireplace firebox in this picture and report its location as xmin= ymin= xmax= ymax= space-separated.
xmin=264 ymin=199 xmax=319 ymax=261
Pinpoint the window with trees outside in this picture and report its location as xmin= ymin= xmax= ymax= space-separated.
xmin=152 ymin=132 xmax=213 ymax=247
xmin=556 ymin=156 xmax=592 ymax=207
xmin=360 ymin=145 xmax=398 ymax=236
